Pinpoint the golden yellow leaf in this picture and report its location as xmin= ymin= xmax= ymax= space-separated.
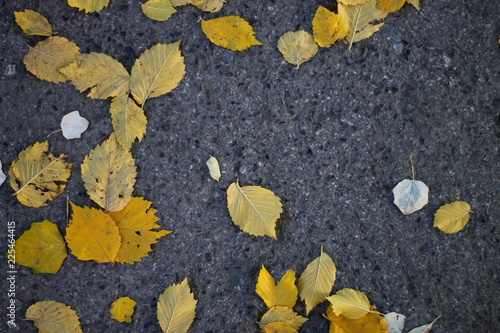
xmin=171 ymin=0 xmax=190 ymax=6
xmin=107 ymin=197 xmax=172 ymax=264
xmin=14 ymin=10 xmax=53 ymax=36
xmin=256 ymin=265 xmax=298 ymax=309
xmin=81 ymin=134 xmax=137 ymax=212
xmin=326 ymin=304 xmax=388 ymax=333
xmin=9 ymin=141 xmax=72 ymax=207
xmin=24 ymin=36 xmax=80 ymax=83
xmin=433 ymin=201 xmax=472 ymax=234
xmin=66 ymin=203 xmax=121 ymax=263
xmin=130 ymin=42 xmax=186 ymax=106
xmin=206 ymin=156 xmax=221 ymax=181
xmin=60 ymin=52 xmax=130 ymax=99
xmin=259 ymin=306 xmax=308 ymax=331
xmin=327 ymin=288 xmax=375 ymax=319
xmin=26 ymin=300 xmax=83 ymax=333
xmin=277 ymin=31 xmax=318 ymax=68
xmin=201 ymin=16 xmax=262 ymax=51
xmin=298 ymin=248 xmax=337 ymax=314
xmin=337 ymin=0 xmax=371 ymax=5
xmin=263 ymin=321 xmax=298 ymax=333
xmin=192 ymin=0 xmax=225 ymax=12
xmin=227 ymin=180 xmax=283 ymax=238
xmin=68 ymin=0 xmax=110 ymax=13
xmin=378 ymin=0 xmax=405 ymax=13
xmin=142 ymin=0 xmax=177 ymax=21
xmin=406 ymin=0 xmax=420 ymax=10
xmin=110 ymin=297 xmax=137 ymax=323
xmin=312 ymin=6 xmax=349 ymax=48
xmin=157 ymin=278 xmax=197 ymax=333
xmin=110 ymin=95 xmax=147 ymax=150
xmin=329 ymin=321 xmax=348 ymax=333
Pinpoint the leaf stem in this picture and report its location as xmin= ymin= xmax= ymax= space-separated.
xmin=410 ymin=155 xmax=415 ymax=180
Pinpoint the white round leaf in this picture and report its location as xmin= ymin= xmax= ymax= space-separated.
xmin=384 ymin=312 xmax=406 ymax=333
xmin=392 ymin=179 xmax=429 ymax=215
xmin=61 ymin=111 xmax=89 ymax=139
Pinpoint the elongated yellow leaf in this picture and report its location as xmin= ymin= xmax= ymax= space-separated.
xmin=277 ymin=31 xmax=318 ymax=68
xmin=24 ymin=36 xmax=81 ymax=83
xmin=9 ymin=141 xmax=72 ymax=207
xmin=298 ymin=248 xmax=337 ymax=314
xmin=14 ymin=10 xmax=53 ymax=36
xmin=142 ymin=0 xmax=177 ymax=21
xmin=378 ymin=0 xmax=405 ymax=13
xmin=312 ymin=6 xmax=349 ymax=48
xmin=227 ymin=180 xmax=283 ymax=238
xmin=434 ymin=201 xmax=472 ymax=233
xmin=206 ymin=156 xmax=221 ymax=181
xmin=81 ymin=134 xmax=137 ymax=212
xmin=26 ymin=300 xmax=83 ymax=333
xmin=110 ymin=95 xmax=147 ymax=150
xmin=326 ymin=304 xmax=388 ymax=333
xmin=392 ymin=179 xmax=429 ymax=215
xmin=130 ymin=42 xmax=186 ymax=106
xmin=338 ymin=0 xmax=371 ymax=5
xmin=14 ymin=220 xmax=67 ymax=274
xmin=327 ymin=288 xmax=373 ymax=319
xmin=157 ymin=278 xmax=197 ymax=333
xmin=110 ymin=297 xmax=137 ymax=323
xmin=256 ymin=265 xmax=298 ymax=309
xmin=68 ymin=0 xmax=110 ymax=13
xmin=192 ymin=0 xmax=224 ymax=12
xmin=406 ymin=0 xmax=420 ymax=10
xmin=201 ymin=16 xmax=261 ymax=51
xmin=259 ymin=306 xmax=308 ymax=330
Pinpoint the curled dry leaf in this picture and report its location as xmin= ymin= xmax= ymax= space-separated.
xmin=14 ymin=10 xmax=53 ymax=36
xmin=0 ymin=160 xmax=6 ymax=186
xmin=256 ymin=265 xmax=298 ymax=309
xmin=259 ymin=306 xmax=308 ymax=331
xmin=157 ymin=278 xmax=197 ymax=333
xmin=434 ymin=201 xmax=472 ymax=233
xmin=61 ymin=111 xmax=89 ymax=139
xmin=378 ymin=0 xmax=406 ymax=13
xmin=68 ymin=0 xmax=110 ymax=13
xmin=312 ymin=6 xmax=349 ymax=48
xmin=110 ymin=95 xmax=147 ymax=150
xmin=408 ymin=315 xmax=441 ymax=333
xmin=277 ymin=30 xmax=318 ymax=68
xmin=141 ymin=0 xmax=177 ymax=21
xmin=110 ymin=297 xmax=137 ymax=323
xmin=327 ymin=288 xmax=373 ymax=320
xmin=26 ymin=300 xmax=83 ymax=333
xmin=392 ymin=179 xmax=429 ymax=215
xmin=206 ymin=156 xmax=221 ymax=181
xmin=384 ymin=312 xmax=406 ymax=333
xmin=326 ymin=304 xmax=388 ymax=333
xmin=201 ymin=16 xmax=262 ymax=51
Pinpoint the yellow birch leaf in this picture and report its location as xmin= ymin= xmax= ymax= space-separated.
xmin=201 ymin=16 xmax=262 ymax=51
xmin=312 ymin=6 xmax=349 ymax=48
xmin=256 ymin=265 xmax=298 ymax=309
xmin=329 ymin=320 xmax=348 ymax=333
xmin=60 ymin=52 xmax=130 ymax=99
xmin=26 ymin=300 xmax=83 ymax=333
xmin=263 ymin=321 xmax=298 ymax=333
xmin=326 ymin=304 xmax=388 ymax=333
xmin=81 ymin=134 xmax=137 ymax=212
xmin=327 ymin=288 xmax=374 ymax=319
xmin=406 ymin=0 xmax=420 ymax=10
xmin=14 ymin=10 xmax=53 ymax=36
xmin=110 ymin=95 xmax=147 ymax=150
xmin=68 ymin=0 xmax=110 ymax=13
xmin=141 ymin=0 xmax=177 ymax=21
xmin=227 ymin=180 xmax=283 ymax=238
xmin=337 ymin=0 xmax=371 ymax=5
xmin=66 ymin=203 xmax=121 ymax=263
xmin=378 ymin=0 xmax=405 ymax=13
xmin=206 ymin=156 xmax=221 ymax=181
xmin=107 ymin=197 xmax=172 ymax=264
xmin=259 ymin=306 xmax=308 ymax=331
xmin=298 ymin=248 xmax=337 ymax=314
xmin=9 ymin=141 xmax=72 ymax=207
xmin=14 ymin=220 xmax=67 ymax=274
xmin=277 ymin=31 xmax=318 ymax=68
xmin=157 ymin=278 xmax=197 ymax=333
xmin=110 ymin=297 xmax=137 ymax=323
xmin=433 ymin=201 xmax=472 ymax=234
xmin=130 ymin=42 xmax=186 ymax=106
xmin=192 ymin=0 xmax=225 ymax=13
xmin=24 ymin=36 xmax=81 ymax=83
xmin=171 ymin=0 xmax=190 ymax=6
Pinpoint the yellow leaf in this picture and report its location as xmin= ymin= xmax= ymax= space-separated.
xmin=60 ymin=52 xmax=130 ymax=99
xmin=263 ymin=321 xmax=299 ymax=333
xmin=206 ymin=156 xmax=221 ymax=181
xmin=110 ymin=95 xmax=148 ymax=150
xmin=81 ymin=134 xmax=137 ymax=212
xmin=110 ymin=297 xmax=137 ymax=323
xmin=406 ymin=0 xmax=420 ymax=10
xmin=259 ymin=306 xmax=308 ymax=331
xmin=227 ymin=180 xmax=283 ymax=238
xmin=201 ymin=16 xmax=262 ymax=51
xmin=378 ymin=0 xmax=405 ymax=13
xmin=14 ymin=220 xmax=67 ymax=274
xmin=329 ymin=321 xmax=348 ymax=333
xmin=9 ymin=141 xmax=72 ymax=207
xmin=142 ymin=0 xmax=177 ymax=21
xmin=326 ymin=304 xmax=388 ymax=333
xmin=298 ymin=248 xmax=337 ymax=314
xmin=66 ymin=203 xmax=121 ymax=263
xmin=23 ymin=36 xmax=81 ymax=83
xmin=327 ymin=288 xmax=375 ymax=319
xmin=130 ymin=42 xmax=186 ymax=106
xmin=337 ymin=0 xmax=371 ymax=5
xmin=107 ymin=197 xmax=172 ymax=264
xmin=433 ymin=201 xmax=472 ymax=234
xmin=68 ymin=0 xmax=110 ymax=13
xmin=171 ymin=0 xmax=190 ymax=6
xmin=26 ymin=300 xmax=83 ymax=333
xmin=338 ymin=0 xmax=388 ymax=50
xmin=14 ymin=10 xmax=53 ymax=36
xmin=157 ymin=278 xmax=197 ymax=333
xmin=277 ymin=30 xmax=318 ymax=68
xmin=191 ymin=0 xmax=225 ymax=13
xmin=256 ymin=265 xmax=298 ymax=309
xmin=312 ymin=6 xmax=349 ymax=48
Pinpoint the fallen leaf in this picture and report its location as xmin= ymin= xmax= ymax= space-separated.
xmin=68 ymin=0 xmax=110 ymax=13
xmin=263 ymin=322 xmax=298 ymax=333
xmin=157 ymin=278 xmax=197 ymax=333
xmin=326 ymin=288 xmax=373 ymax=319
xmin=378 ymin=0 xmax=406 ymax=13
xmin=384 ymin=312 xmax=406 ymax=333
xmin=14 ymin=10 xmax=53 ymax=36
xmin=405 ymin=0 xmax=420 ymax=10
xmin=408 ymin=315 xmax=441 ymax=333
xmin=141 ymin=0 xmax=177 ymax=21
xmin=259 ymin=306 xmax=308 ymax=331
xmin=0 ymin=160 xmax=6 ymax=186
xmin=227 ymin=180 xmax=283 ymax=238
xmin=392 ymin=179 xmax=429 ymax=214
xmin=256 ymin=265 xmax=298 ymax=309
xmin=312 ymin=6 xmax=349 ymax=48
xmin=277 ymin=30 xmax=318 ymax=68
xmin=9 ymin=141 xmax=72 ymax=207
xmin=206 ymin=156 xmax=221 ymax=181
xmin=24 ymin=36 xmax=81 ymax=83
xmin=201 ymin=16 xmax=262 ymax=51
xmin=61 ymin=110 xmax=89 ymax=139
xmin=26 ymin=300 xmax=83 ymax=333
xmin=110 ymin=297 xmax=137 ymax=323
xmin=337 ymin=0 xmax=371 ymax=5
xmin=110 ymin=95 xmax=147 ymax=150
xmin=434 ymin=201 xmax=472 ymax=233
xmin=191 ymin=0 xmax=225 ymax=12
xmin=326 ymin=304 xmax=388 ymax=333
xmin=171 ymin=0 xmax=190 ymax=6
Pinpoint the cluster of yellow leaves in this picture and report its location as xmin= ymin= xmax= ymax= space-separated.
xmin=157 ymin=278 xmax=198 ymax=333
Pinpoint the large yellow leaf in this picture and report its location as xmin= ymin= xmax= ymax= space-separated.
xmin=433 ymin=201 xmax=472 ymax=234
xmin=110 ymin=297 xmax=137 ymax=323
xmin=130 ymin=42 xmax=186 ymax=106
xmin=26 ymin=300 xmax=83 ymax=333
xmin=201 ymin=16 xmax=262 ymax=51
xmin=68 ymin=0 xmax=110 ymax=13
xmin=327 ymin=288 xmax=375 ymax=319
xmin=60 ymin=52 xmax=130 ymax=99
xmin=227 ymin=180 xmax=283 ymax=238
xmin=142 ymin=0 xmax=177 ymax=21
xmin=66 ymin=203 xmax=121 ymax=263
xmin=107 ymin=197 xmax=172 ymax=264
xmin=191 ymin=0 xmax=225 ymax=12
xmin=259 ymin=306 xmax=308 ymax=331
xmin=378 ymin=0 xmax=405 ymax=13
xmin=326 ymin=304 xmax=388 ymax=333
xmin=256 ymin=265 xmax=298 ymax=309
xmin=312 ymin=6 xmax=349 ymax=48
xmin=14 ymin=10 xmax=53 ymax=36
xmin=298 ymin=248 xmax=337 ymax=314
xmin=110 ymin=95 xmax=147 ymax=150
xmin=338 ymin=0 xmax=388 ymax=50
xmin=14 ymin=220 xmax=67 ymax=274
xmin=24 ymin=36 xmax=81 ymax=83
xmin=9 ymin=141 xmax=72 ymax=207
xmin=277 ymin=31 xmax=318 ymax=68
xmin=157 ymin=278 xmax=197 ymax=333
xmin=81 ymin=134 xmax=137 ymax=212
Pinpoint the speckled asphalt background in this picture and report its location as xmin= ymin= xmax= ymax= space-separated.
xmin=1 ymin=0 xmax=499 ymax=332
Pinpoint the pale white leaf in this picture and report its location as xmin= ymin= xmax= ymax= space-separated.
xmin=206 ymin=156 xmax=221 ymax=181
xmin=0 ymin=160 xmax=6 ymax=186
xmin=61 ymin=111 xmax=89 ymax=139
xmin=392 ymin=179 xmax=429 ymax=214
xmin=384 ymin=312 xmax=406 ymax=333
